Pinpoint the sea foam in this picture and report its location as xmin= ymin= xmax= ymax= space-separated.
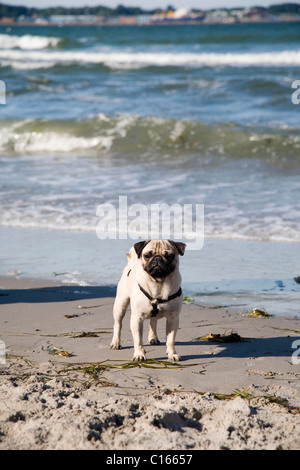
xmin=1 ymin=47 xmax=300 ymax=69
xmin=0 ymin=33 xmax=61 ymax=50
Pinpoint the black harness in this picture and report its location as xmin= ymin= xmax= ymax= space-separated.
xmin=138 ymin=283 xmax=182 ymax=317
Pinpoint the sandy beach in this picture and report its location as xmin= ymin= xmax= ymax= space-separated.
xmin=1 ymin=275 xmax=300 ymax=450
xmin=1 ymin=17 xmax=300 ymax=454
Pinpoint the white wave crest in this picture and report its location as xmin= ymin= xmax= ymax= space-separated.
xmin=1 ymin=48 xmax=300 ymax=69
xmin=0 ymin=33 xmax=60 ymax=50
xmin=0 ymin=115 xmax=138 ymax=154
xmin=0 ymin=128 xmax=113 ymax=154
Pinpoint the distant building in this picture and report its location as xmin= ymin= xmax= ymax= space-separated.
xmin=151 ymin=6 xmax=205 ymax=23
xmin=137 ymin=15 xmax=152 ymax=25
xmin=278 ymin=13 xmax=300 ymax=21
xmin=49 ymin=15 xmax=101 ymax=25
xmin=173 ymin=7 xmax=188 ymax=19
xmin=204 ymin=9 xmax=234 ymax=23
xmin=118 ymin=16 xmax=137 ymax=25
xmin=0 ymin=17 xmax=14 ymax=23
xmin=230 ymin=9 xmax=244 ymax=21
xmin=34 ymin=17 xmax=49 ymax=25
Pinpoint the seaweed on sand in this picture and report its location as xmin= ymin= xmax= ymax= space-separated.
xmin=43 ymin=345 xmax=74 ymax=357
xmin=243 ymin=308 xmax=272 ymax=318
xmin=193 ymin=330 xmax=251 ymax=343
xmin=59 ymin=359 xmax=192 ymax=388
xmin=62 ymin=359 xmax=191 ymax=376
xmin=41 ymin=330 xmax=111 ymax=338
xmin=183 ymin=296 xmax=194 ymax=304
xmin=211 ymin=388 xmax=300 ymax=414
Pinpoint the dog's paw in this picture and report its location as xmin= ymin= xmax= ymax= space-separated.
xmin=133 ymin=352 xmax=146 ymax=362
xmin=110 ymin=342 xmax=121 ymax=350
xmin=168 ymin=353 xmax=181 ymax=362
xmin=149 ymin=338 xmax=160 ymax=345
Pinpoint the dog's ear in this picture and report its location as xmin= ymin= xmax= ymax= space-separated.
xmin=168 ymin=240 xmax=186 ymax=256
xmin=134 ymin=240 xmax=150 ymax=258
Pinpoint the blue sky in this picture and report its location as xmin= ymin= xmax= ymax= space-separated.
xmin=3 ymin=0 xmax=297 ymax=10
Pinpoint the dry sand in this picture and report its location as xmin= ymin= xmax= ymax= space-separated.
xmin=1 ymin=276 xmax=300 ymax=450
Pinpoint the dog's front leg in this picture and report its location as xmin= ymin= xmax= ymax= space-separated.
xmin=130 ymin=314 xmax=146 ymax=362
xmin=166 ymin=315 xmax=181 ymax=362
xmin=148 ymin=317 xmax=160 ymax=345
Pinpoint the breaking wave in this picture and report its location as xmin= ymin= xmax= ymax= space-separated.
xmin=1 ymin=47 xmax=300 ymax=70
xmin=0 ymin=33 xmax=61 ymax=50
xmin=0 ymin=114 xmax=299 ymax=167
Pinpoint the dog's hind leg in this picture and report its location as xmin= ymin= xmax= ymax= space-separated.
xmin=148 ymin=317 xmax=160 ymax=345
xmin=110 ymin=294 xmax=129 ymax=350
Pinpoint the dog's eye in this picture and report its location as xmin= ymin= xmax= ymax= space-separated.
xmin=143 ymin=252 xmax=152 ymax=260
xmin=166 ymin=252 xmax=175 ymax=261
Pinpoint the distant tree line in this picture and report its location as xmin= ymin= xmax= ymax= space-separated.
xmin=0 ymin=3 xmax=162 ymax=19
xmin=267 ymin=3 xmax=300 ymax=14
xmin=0 ymin=2 xmax=299 ymax=19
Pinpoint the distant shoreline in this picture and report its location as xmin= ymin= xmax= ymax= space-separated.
xmin=1 ymin=19 xmax=300 ymax=27
xmin=1 ymin=2 xmax=299 ymax=27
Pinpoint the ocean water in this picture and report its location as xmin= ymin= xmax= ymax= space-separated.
xmin=0 ymin=23 xmax=300 ymax=316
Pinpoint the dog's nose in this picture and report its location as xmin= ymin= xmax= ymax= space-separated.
xmin=153 ymin=255 xmax=163 ymax=263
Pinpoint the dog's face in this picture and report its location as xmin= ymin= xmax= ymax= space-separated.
xmin=134 ymin=240 xmax=185 ymax=279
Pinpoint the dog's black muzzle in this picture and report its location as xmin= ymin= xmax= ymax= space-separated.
xmin=145 ymin=255 xmax=174 ymax=278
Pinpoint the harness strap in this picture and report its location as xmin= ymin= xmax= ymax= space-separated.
xmin=138 ymin=284 xmax=182 ymax=317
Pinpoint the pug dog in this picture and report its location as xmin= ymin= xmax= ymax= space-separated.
xmin=110 ymin=240 xmax=186 ymax=362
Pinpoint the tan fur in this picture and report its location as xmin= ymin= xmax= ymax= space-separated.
xmin=110 ymin=240 xmax=185 ymax=362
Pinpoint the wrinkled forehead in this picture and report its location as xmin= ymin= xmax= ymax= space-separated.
xmin=144 ymin=240 xmax=173 ymax=254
